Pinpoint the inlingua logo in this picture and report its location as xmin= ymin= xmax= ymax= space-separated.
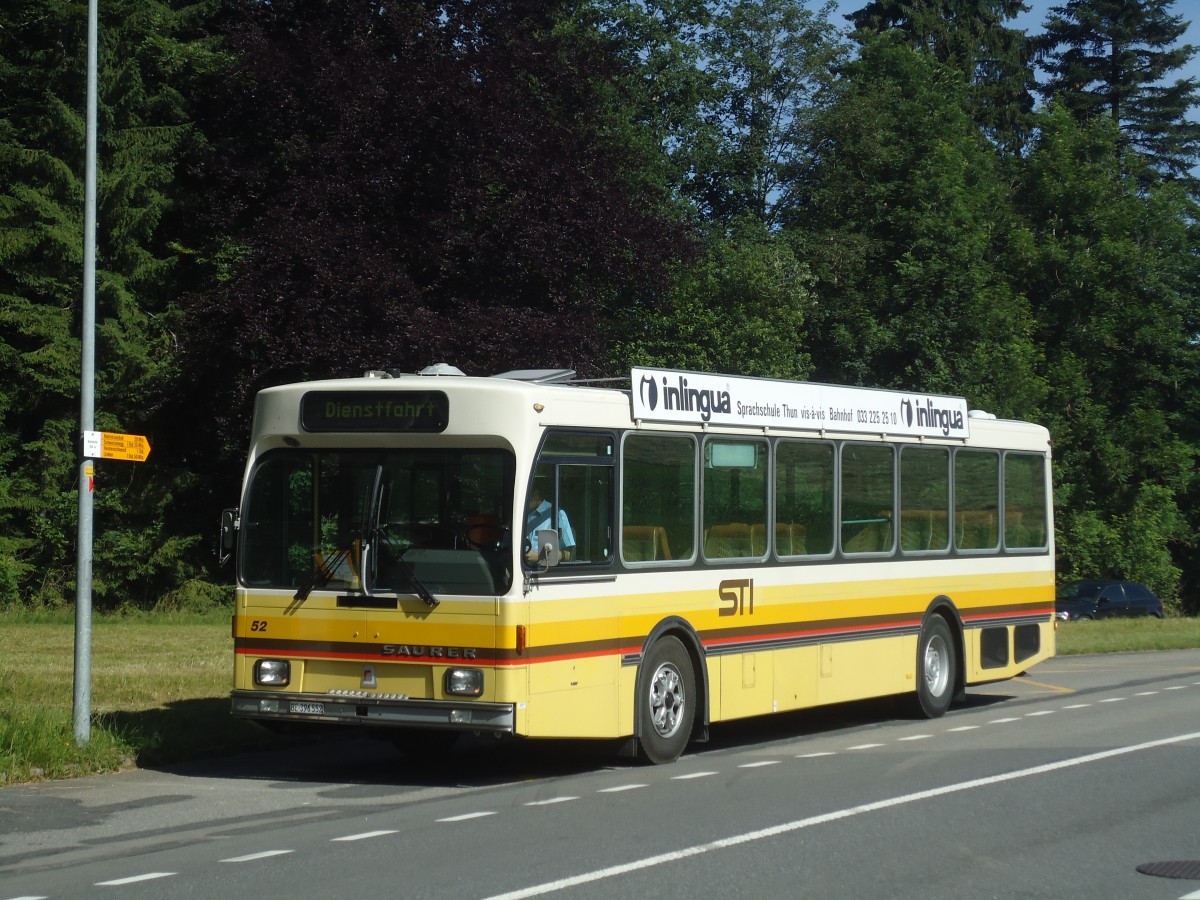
xmin=901 ymin=397 xmax=964 ymax=436
xmin=639 ymin=374 xmax=659 ymax=411
xmin=659 ymin=374 xmax=731 ymax=422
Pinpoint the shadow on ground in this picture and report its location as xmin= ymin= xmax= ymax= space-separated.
xmin=95 ymin=689 xmax=1016 ymax=790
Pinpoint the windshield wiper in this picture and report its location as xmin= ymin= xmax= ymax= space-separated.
xmin=293 ymin=544 xmax=354 ymax=603
xmin=395 ymin=555 xmax=440 ymax=609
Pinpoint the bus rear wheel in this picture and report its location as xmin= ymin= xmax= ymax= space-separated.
xmin=913 ymin=615 xmax=956 ymax=719
xmin=637 ymin=636 xmax=695 ymax=764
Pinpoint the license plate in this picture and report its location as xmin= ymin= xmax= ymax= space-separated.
xmin=289 ymin=701 xmax=325 ymax=715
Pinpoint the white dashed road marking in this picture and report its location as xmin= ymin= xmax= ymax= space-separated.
xmin=332 ymin=830 xmax=398 ymax=842
xmin=437 ymin=811 xmax=496 ymax=822
xmin=483 ymin=729 xmax=1200 ymax=900
xmin=525 ymin=796 xmax=579 ymax=806
xmin=16 ymin=681 xmax=1197 ymax=899
xmin=95 ymin=872 xmax=175 ymax=886
xmin=221 ymin=850 xmax=294 ymax=862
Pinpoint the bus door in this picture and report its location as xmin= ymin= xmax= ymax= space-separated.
xmin=523 ymin=431 xmax=618 ymax=735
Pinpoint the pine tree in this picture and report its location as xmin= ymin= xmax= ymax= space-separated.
xmin=797 ymin=34 xmax=1043 ymax=414
xmin=845 ymin=0 xmax=1035 ymax=151
xmin=1035 ymin=0 xmax=1200 ymax=183
xmin=0 ymin=0 xmax=214 ymax=606
xmin=1010 ymin=103 xmax=1199 ymax=596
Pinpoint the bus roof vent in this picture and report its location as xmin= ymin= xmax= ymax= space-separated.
xmin=493 ymin=368 xmax=577 ymax=384
xmin=364 ymin=370 xmax=393 ymax=379
xmin=968 ymin=409 xmax=996 ymax=420
xmin=418 ymin=363 xmax=467 ymax=377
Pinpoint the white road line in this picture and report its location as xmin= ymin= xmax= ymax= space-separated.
xmin=1063 ymin=703 xmax=1091 ymax=709
xmin=1135 ymin=691 xmax=1160 ymax=696
xmin=95 ymin=873 xmax=175 ymax=886
xmin=598 ymin=784 xmax=647 ymax=793
xmin=738 ymin=760 xmax=781 ymax=768
xmin=1025 ymin=711 xmax=1055 ymax=717
xmin=332 ymin=830 xmax=398 ymax=842
xmin=898 ymin=734 xmax=932 ymax=741
xmin=672 ymin=771 xmax=717 ymax=780
xmin=438 ymin=811 xmax=496 ymax=822
xmin=221 ymin=850 xmax=294 ymax=862
xmin=796 ymin=751 xmax=836 ymax=758
xmin=946 ymin=725 xmax=979 ymax=732
xmin=1179 ymin=888 xmax=1200 ymax=900
xmin=525 ymin=797 xmax=579 ymax=806
xmin=1165 ymin=685 xmax=1186 ymax=691
xmin=483 ymin=730 xmax=1200 ymax=900
xmin=848 ymin=743 xmax=883 ymax=750
xmin=1100 ymin=697 xmax=1125 ymax=703
xmin=5 ymin=895 xmax=49 ymax=899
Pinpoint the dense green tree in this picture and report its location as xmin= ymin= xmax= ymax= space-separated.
xmin=797 ymin=34 xmax=1044 ymax=413
xmin=1035 ymin=0 xmax=1200 ymax=184
xmin=1010 ymin=104 xmax=1199 ymax=599
xmin=612 ymin=222 xmax=816 ymax=378
xmin=173 ymin=0 xmax=694 ymax=458
xmin=846 ymin=0 xmax=1036 ymax=150
xmin=0 ymin=0 xmax=215 ymax=606
xmin=685 ymin=0 xmax=846 ymax=227
xmin=572 ymin=0 xmax=714 ymax=197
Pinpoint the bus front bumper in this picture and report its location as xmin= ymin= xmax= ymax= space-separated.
xmin=231 ymin=690 xmax=515 ymax=733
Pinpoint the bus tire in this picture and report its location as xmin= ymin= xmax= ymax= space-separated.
xmin=914 ymin=615 xmax=956 ymax=719
xmin=637 ymin=636 xmax=695 ymax=764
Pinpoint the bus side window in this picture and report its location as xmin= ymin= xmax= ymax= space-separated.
xmin=775 ymin=441 xmax=835 ymax=557
xmin=841 ymin=444 xmax=895 ymax=555
xmin=621 ymin=433 xmax=697 ymax=564
xmin=1004 ymin=452 xmax=1048 ymax=550
xmin=955 ymin=450 xmax=1000 ymax=552
xmin=900 ymin=446 xmax=950 ymax=553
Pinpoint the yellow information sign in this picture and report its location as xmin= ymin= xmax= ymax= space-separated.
xmin=83 ymin=431 xmax=151 ymax=462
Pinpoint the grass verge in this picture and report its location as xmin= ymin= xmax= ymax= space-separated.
xmin=2 ymin=609 xmax=1197 ymax=786
xmin=1054 ymin=615 xmax=1200 ymax=655
xmin=0 ymin=607 xmax=285 ymax=785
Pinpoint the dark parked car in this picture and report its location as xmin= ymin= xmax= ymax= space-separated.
xmin=1055 ymin=580 xmax=1164 ymax=621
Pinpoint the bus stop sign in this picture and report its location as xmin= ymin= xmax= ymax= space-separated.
xmin=83 ymin=430 xmax=151 ymax=462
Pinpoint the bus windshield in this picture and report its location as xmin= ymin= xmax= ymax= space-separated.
xmin=239 ymin=448 xmax=515 ymax=597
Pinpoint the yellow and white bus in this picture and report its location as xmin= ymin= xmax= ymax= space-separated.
xmin=225 ymin=365 xmax=1054 ymax=763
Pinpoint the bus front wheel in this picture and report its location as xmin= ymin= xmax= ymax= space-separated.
xmin=637 ymin=636 xmax=695 ymax=764
xmin=914 ymin=615 xmax=956 ymax=719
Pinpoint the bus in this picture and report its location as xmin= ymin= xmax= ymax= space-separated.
xmin=224 ymin=365 xmax=1054 ymax=764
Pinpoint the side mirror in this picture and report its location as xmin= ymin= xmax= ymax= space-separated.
xmin=536 ymin=529 xmax=561 ymax=570
xmin=218 ymin=508 xmax=238 ymax=566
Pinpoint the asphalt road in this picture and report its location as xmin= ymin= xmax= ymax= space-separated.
xmin=2 ymin=649 xmax=1199 ymax=899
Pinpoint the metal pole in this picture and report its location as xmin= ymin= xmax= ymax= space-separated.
xmin=73 ymin=0 xmax=99 ymax=745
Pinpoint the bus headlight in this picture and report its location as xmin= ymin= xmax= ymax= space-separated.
xmin=254 ymin=659 xmax=290 ymax=687
xmin=444 ymin=668 xmax=483 ymax=697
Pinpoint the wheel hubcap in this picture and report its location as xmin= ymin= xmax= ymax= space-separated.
xmin=649 ymin=662 xmax=685 ymax=738
xmin=924 ymin=634 xmax=949 ymax=698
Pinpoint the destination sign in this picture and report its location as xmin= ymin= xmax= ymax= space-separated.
xmin=301 ymin=391 xmax=450 ymax=433
xmin=630 ymin=368 xmax=970 ymax=439
xmin=82 ymin=431 xmax=151 ymax=462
